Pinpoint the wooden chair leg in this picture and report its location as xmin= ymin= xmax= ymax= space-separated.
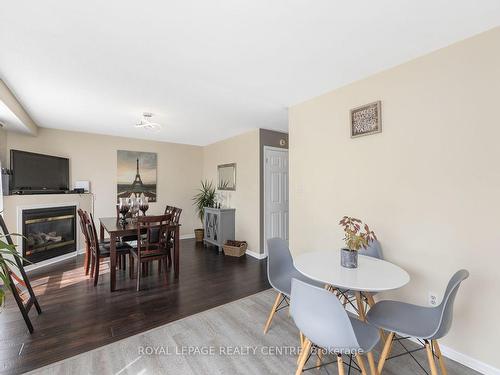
xmin=167 ymin=248 xmax=172 ymax=269
xmin=297 ymin=332 xmax=305 ymax=364
xmin=367 ymin=352 xmax=378 ymax=375
xmin=263 ymin=292 xmax=282 ymax=334
xmin=365 ymin=292 xmax=375 ymax=308
xmin=316 ymin=347 xmax=323 ymax=367
xmin=432 ymin=340 xmax=447 ymax=375
xmin=425 ymin=340 xmax=439 ymax=375
xmin=122 ymin=254 xmax=126 ymax=270
xmin=136 ymin=260 xmax=141 ymax=291
xmin=158 ymin=259 xmax=162 ymax=274
xmin=355 ymin=354 xmax=368 ymax=375
xmin=355 ymin=292 xmax=366 ymax=321
xmin=129 ymin=255 xmax=134 ymax=279
xmin=164 ymin=258 xmax=168 ymax=283
xmin=295 ymin=339 xmax=311 ymax=375
xmin=83 ymin=241 xmax=90 ymax=275
xmin=93 ymin=257 xmax=99 ymax=286
xmin=377 ymin=332 xmax=394 ymax=373
xmin=90 ymin=252 xmax=95 ymax=278
xmin=337 ymin=354 xmax=345 ymax=375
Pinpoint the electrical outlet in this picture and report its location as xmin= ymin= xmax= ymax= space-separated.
xmin=428 ymin=292 xmax=438 ymax=306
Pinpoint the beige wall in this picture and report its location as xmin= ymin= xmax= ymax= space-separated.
xmin=4 ymin=128 xmax=203 ymax=237
xmin=203 ymin=129 xmax=260 ymax=252
xmin=289 ymin=27 xmax=500 ymax=370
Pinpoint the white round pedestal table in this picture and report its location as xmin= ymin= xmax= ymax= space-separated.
xmin=294 ymin=249 xmax=410 ymax=319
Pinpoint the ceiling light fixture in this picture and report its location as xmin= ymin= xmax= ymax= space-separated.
xmin=135 ymin=112 xmax=161 ymax=130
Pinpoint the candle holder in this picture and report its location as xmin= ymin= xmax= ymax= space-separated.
xmin=118 ymin=198 xmax=130 ymax=227
xmin=128 ymin=196 xmax=140 ymax=221
xmin=139 ymin=196 xmax=149 ymax=216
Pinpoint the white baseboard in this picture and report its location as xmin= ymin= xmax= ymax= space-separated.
xmin=434 ymin=342 xmax=499 ymax=375
xmin=245 ymin=249 xmax=267 ymax=260
xmin=404 ymin=337 xmax=499 ymax=374
xmin=180 ymin=234 xmax=195 ymax=240
xmin=26 ymin=251 xmax=80 ymax=273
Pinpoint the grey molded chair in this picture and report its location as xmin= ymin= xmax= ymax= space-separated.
xmin=366 ymin=269 xmax=469 ymax=375
xmin=359 ymin=239 xmax=383 ymax=259
xmin=291 ymin=278 xmax=380 ymax=375
xmin=263 ymin=238 xmax=323 ymax=334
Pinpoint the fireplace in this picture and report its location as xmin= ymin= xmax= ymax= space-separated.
xmin=22 ymin=205 xmax=77 ymax=265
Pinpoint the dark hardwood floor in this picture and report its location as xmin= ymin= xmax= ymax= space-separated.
xmin=0 ymin=239 xmax=269 ymax=375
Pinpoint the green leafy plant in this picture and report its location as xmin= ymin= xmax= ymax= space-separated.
xmin=339 ymin=216 xmax=377 ymax=251
xmin=0 ymin=232 xmax=27 ymax=306
xmin=193 ymin=180 xmax=216 ymax=224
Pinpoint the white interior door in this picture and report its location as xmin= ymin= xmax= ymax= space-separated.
xmin=264 ymin=147 xmax=289 ymax=255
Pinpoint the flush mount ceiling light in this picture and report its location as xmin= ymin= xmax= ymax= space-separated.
xmin=135 ymin=112 xmax=161 ymax=130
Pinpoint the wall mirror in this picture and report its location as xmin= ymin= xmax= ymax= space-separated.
xmin=218 ymin=163 xmax=236 ymax=190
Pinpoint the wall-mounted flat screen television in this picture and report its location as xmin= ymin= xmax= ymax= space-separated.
xmin=10 ymin=150 xmax=69 ymax=194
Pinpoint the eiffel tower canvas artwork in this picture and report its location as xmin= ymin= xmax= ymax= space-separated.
xmin=117 ymin=150 xmax=157 ymax=202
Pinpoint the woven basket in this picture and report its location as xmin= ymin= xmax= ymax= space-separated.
xmin=223 ymin=240 xmax=248 ymax=257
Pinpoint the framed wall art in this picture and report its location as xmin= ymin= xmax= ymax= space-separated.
xmin=350 ymin=101 xmax=381 ymax=138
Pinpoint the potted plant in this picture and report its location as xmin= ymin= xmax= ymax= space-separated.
xmin=192 ymin=180 xmax=216 ymax=242
xmin=339 ymin=216 xmax=377 ymax=268
xmin=1 ymin=232 xmax=26 ymax=312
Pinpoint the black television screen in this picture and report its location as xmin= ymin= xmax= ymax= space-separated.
xmin=10 ymin=150 xmax=69 ymax=192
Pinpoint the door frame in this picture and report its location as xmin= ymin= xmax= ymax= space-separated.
xmin=263 ymin=146 xmax=289 ymax=256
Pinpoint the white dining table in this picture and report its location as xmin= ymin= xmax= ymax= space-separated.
xmin=294 ymin=249 xmax=410 ymax=319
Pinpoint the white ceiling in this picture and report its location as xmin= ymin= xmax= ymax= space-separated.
xmin=1 ymin=1 xmax=499 ymax=146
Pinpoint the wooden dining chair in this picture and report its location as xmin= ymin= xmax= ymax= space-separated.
xmin=84 ymin=211 xmax=131 ymax=286
xmin=129 ymin=214 xmax=172 ymax=291
xmin=77 ymin=208 xmax=92 ymax=275
xmin=156 ymin=205 xmax=182 ymax=272
xmin=166 ymin=207 xmax=182 ymax=269
xmin=164 ymin=205 xmax=175 ymax=216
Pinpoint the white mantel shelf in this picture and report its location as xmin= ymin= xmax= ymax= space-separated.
xmin=2 ymin=193 xmax=93 ymax=272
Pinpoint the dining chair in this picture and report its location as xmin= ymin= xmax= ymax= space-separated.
xmin=366 ymin=269 xmax=469 ymax=375
xmin=129 ymin=214 xmax=172 ymax=291
xmin=78 ymin=209 xmax=130 ymax=276
xmin=166 ymin=207 xmax=182 ymax=268
xmin=149 ymin=205 xmax=181 ymax=274
xmin=77 ymin=209 xmax=92 ymax=275
xmin=171 ymin=207 xmax=182 ymax=225
xmin=264 ymin=238 xmax=324 ymax=334
xmin=164 ymin=205 xmax=175 ymax=216
xmin=291 ymin=278 xmax=380 ymax=375
xmin=84 ymin=211 xmax=131 ymax=286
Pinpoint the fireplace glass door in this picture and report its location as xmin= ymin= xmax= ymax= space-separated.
xmin=22 ymin=206 xmax=77 ymax=265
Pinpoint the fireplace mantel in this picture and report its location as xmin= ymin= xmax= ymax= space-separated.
xmin=2 ymin=193 xmax=93 ymax=271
